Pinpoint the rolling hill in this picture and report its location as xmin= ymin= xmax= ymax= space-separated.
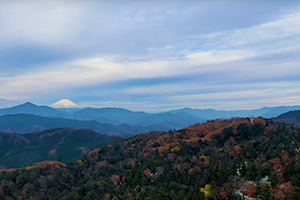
xmin=72 ymin=107 xmax=149 ymax=125
xmin=1 ymin=102 xmax=300 ymax=134
xmin=0 ymin=128 xmax=120 ymax=169
xmin=73 ymin=107 xmax=202 ymax=129
xmin=273 ymin=110 xmax=300 ymax=126
xmin=0 ymin=103 xmax=204 ymax=130
xmin=0 ymin=114 xmax=169 ymax=137
xmin=1 ymin=118 xmax=300 ymax=199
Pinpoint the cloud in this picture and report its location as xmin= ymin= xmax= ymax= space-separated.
xmin=0 ymin=98 xmax=22 ymax=108
xmin=0 ymin=1 xmax=83 ymax=46
xmin=0 ymin=48 xmax=259 ymax=100
xmin=0 ymin=1 xmax=300 ymax=111
xmin=0 ymin=1 xmax=298 ymax=63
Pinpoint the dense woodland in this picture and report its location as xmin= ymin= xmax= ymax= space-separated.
xmin=0 ymin=128 xmax=120 ymax=169
xmin=1 ymin=118 xmax=300 ymax=199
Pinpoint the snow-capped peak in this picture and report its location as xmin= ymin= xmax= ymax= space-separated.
xmin=51 ymin=99 xmax=78 ymax=108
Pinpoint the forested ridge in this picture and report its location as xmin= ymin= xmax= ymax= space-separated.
xmin=1 ymin=118 xmax=300 ymax=199
xmin=0 ymin=128 xmax=120 ymax=169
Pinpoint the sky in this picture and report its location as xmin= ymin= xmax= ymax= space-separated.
xmin=0 ymin=0 xmax=300 ymax=112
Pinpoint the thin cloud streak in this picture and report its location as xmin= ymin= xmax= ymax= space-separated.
xmin=0 ymin=1 xmax=299 ymax=111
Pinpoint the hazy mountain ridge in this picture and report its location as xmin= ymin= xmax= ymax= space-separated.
xmin=169 ymin=105 xmax=300 ymax=120
xmin=0 ymin=102 xmax=69 ymax=118
xmin=72 ymin=107 xmax=147 ymax=125
xmin=273 ymin=110 xmax=300 ymax=126
xmin=0 ymin=114 xmax=169 ymax=137
xmin=1 ymin=102 xmax=300 ymax=133
xmin=0 ymin=103 xmax=205 ymax=131
xmin=0 ymin=128 xmax=121 ymax=169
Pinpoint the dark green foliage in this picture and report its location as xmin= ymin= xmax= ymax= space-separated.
xmin=0 ymin=118 xmax=300 ymax=199
xmin=0 ymin=128 xmax=120 ymax=168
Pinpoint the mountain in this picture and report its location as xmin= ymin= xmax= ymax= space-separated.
xmin=0 ymin=114 xmax=169 ymax=137
xmin=0 ymin=128 xmax=120 ymax=169
xmin=1 ymin=118 xmax=300 ymax=199
xmin=273 ymin=110 xmax=300 ymax=126
xmin=0 ymin=103 xmax=202 ymax=130
xmin=73 ymin=107 xmax=203 ymax=129
xmin=72 ymin=107 xmax=148 ymax=125
xmin=1 ymin=102 xmax=300 ymax=133
xmin=0 ymin=102 xmax=68 ymax=118
xmin=135 ymin=111 xmax=203 ymax=129
xmin=52 ymin=99 xmax=78 ymax=108
xmin=169 ymin=105 xmax=300 ymax=120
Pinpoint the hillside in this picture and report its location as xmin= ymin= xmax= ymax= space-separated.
xmin=0 ymin=128 xmax=120 ymax=169
xmin=273 ymin=110 xmax=300 ymax=126
xmin=0 ymin=114 xmax=169 ymax=137
xmin=1 ymin=118 xmax=300 ymax=199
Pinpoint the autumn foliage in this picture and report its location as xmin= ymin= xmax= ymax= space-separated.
xmin=1 ymin=118 xmax=300 ymax=199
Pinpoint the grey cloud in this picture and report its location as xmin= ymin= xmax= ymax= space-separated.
xmin=1 ymin=1 xmax=300 ymax=111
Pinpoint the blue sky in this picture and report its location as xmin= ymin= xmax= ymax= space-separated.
xmin=0 ymin=0 xmax=300 ymax=112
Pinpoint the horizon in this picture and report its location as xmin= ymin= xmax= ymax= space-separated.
xmin=2 ymin=100 xmax=300 ymax=114
xmin=1 ymin=1 xmax=300 ymax=112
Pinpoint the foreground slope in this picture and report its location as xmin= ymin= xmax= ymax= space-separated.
xmin=0 ymin=128 xmax=120 ymax=169
xmin=1 ymin=118 xmax=300 ymax=199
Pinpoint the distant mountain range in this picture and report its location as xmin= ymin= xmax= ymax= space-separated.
xmin=0 ymin=128 xmax=120 ymax=169
xmin=0 ymin=102 xmax=203 ymax=132
xmin=72 ymin=107 xmax=202 ymax=128
xmin=169 ymin=105 xmax=300 ymax=119
xmin=0 ymin=114 xmax=170 ymax=137
xmin=0 ymin=102 xmax=67 ymax=118
xmin=1 ymin=102 xmax=300 ymax=136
